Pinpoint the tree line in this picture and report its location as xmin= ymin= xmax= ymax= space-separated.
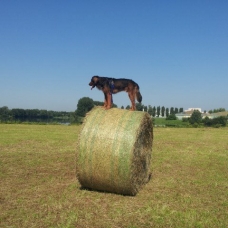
xmin=0 ymin=106 xmax=74 ymax=123
xmin=1 ymin=97 xmax=227 ymax=127
xmin=74 ymin=97 xmax=227 ymax=127
xmin=74 ymin=97 xmax=184 ymax=122
xmin=132 ymin=104 xmax=183 ymax=118
xmin=208 ymin=108 xmax=226 ymax=113
xmin=75 ymin=97 xmax=183 ymax=118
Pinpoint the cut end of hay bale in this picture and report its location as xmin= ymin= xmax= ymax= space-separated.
xmin=76 ymin=107 xmax=153 ymax=196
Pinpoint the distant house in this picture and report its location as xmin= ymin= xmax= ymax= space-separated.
xmin=208 ymin=111 xmax=228 ymax=118
xmin=184 ymin=108 xmax=202 ymax=113
xmin=176 ymin=108 xmax=200 ymax=120
xmin=175 ymin=111 xmax=192 ymax=120
xmin=201 ymin=113 xmax=215 ymax=119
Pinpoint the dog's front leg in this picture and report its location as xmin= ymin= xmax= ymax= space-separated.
xmin=106 ymin=93 xmax=112 ymax=109
xmin=103 ymin=93 xmax=108 ymax=108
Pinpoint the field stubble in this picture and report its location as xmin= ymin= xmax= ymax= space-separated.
xmin=0 ymin=125 xmax=227 ymax=228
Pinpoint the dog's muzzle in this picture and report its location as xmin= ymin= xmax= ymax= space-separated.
xmin=89 ymin=82 xmax=95 ymax=90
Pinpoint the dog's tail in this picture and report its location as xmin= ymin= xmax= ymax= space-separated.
xmin=135 ymin=84 xmax=142 ymax=103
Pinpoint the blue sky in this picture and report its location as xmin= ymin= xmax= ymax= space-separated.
xmin=1 ymin=0 xmax=227 ymax=112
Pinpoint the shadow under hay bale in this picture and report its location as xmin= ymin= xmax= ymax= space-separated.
xmin=76 ymin=107 xmax=153 ymax=196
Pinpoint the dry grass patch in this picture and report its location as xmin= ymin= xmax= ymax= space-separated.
xmin=0 ymin=125 xmax=227 ymax=227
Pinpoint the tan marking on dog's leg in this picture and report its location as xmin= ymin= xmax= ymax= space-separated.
xmin=128 ymin=92 xmax=136 ymax=111
xmin=105 ymin=93 xmax=112 ymax=109
xmin=103 ymin=93 xmax=108 ymax=108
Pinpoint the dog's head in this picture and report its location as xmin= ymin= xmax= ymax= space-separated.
xmin=89 ymin=76 xmax=99 ymax=90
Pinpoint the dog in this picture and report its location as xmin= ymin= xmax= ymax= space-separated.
xmin=89 ymin=76 xmax=142 ymax=110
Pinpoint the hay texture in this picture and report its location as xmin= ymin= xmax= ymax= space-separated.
xmin=76 ymin=107 xmax=153 ymax=196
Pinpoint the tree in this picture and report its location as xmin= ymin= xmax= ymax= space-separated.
xmin=166 ymin=113 xmax=177 ymax=120
xmin=156 ymin=106 xmax=160 ymax=117
xmin=203 ymin=116 xmax=227 ymax=127
xmin=179 ymin=108 xmax=183 ymax=113
xmin=161 ymin=106 xmax=165 ymax=117
xmin=121 ymin=106 xmax=124 ymax=109
xmin=11 ymin=108 xmax=26 ymax=121
xmin=126 ymin=105 xmax=130 ymax=110
xmin=26 ymin=109 xmax=39 ymax=121
xmin=166 ymin=107 xmax=169 ymax=117
xmin=175 ymin=107 xmax=178 ymax=114
xmin=76 ymin=97 xmax=94 ymax=117
xmin=148 ymin=105 xmax=153 ymax=116
xmin=136 ymin=102 xmax=143 ymax=111
xmin=40 ymin=110 xmax=48 ymax=120
xmin=208 ymin=108 xmax=226 ymax=113
xmin=202 ymin=116 xmax=213 ymax=127
xmin=212 ymin=116 xmax=227 ymax=127
xmin=170 ymin=107 xmax=174 ymax=114
xmin=93 ymin=101 xmax=104 ymax=106
xmin=152 ymin=106 xmax=156 ymax=117
xmin=143 ymin=105 xmax=148 ymax=112
xmin=0 ymin=106 xmax=10 ymax=122
xmin=189 ymin=110 xmax=202 ymax=125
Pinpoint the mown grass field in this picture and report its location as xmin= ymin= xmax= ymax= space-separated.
xmin=0 ymin=124 xmax=227 ymax=228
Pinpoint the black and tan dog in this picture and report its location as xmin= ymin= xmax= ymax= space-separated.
xmin=89 ymin=76 xmax=142 ymax=110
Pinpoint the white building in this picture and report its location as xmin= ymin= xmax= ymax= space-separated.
xmin=184 ymin=108 xmax=202 ymax=113
xmin=175 ymin=108 xmax=202 ymax=120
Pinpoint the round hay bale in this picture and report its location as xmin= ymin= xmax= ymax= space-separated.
xmin=76 ymin=107 xmax=153 ymax=196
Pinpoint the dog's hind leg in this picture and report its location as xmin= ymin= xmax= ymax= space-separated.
xmin=128 ymin=92 xmax=136 ymax=111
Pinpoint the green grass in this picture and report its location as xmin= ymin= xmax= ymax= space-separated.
xmin=0 ymin=124 xmax=228 ymax=227
xmin=154 ymin=117 xmax=190 ymax=127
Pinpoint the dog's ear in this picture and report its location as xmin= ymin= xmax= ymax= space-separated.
xmin=93 ymin=76 xmax=99 ymax=84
